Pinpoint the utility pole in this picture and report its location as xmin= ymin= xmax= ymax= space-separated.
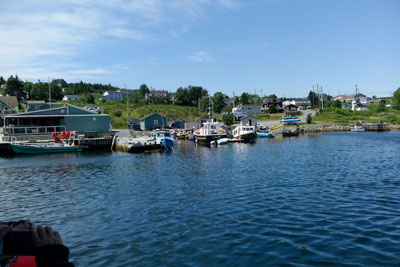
xmin=126 ymin=84 xmax=129 ymax=125
xmin=48 ymin=77 xmax=52 ymax=108
xmin=321 ymin=86 xmax=324 ymax=112
xmin=312 ymin=85 xmax=315 ymax=108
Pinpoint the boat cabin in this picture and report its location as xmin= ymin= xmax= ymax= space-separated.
xmin=240 ymin=116 xmax=257 ymax=127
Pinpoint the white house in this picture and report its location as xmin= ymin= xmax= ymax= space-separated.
xmin=232 ymin=104 xmax=261 ymax=120
xmin=351 ymin=95 xmax=368 ymax=111
xmin=145 ymin=90 xmax=168 ymax=99
xmin=103 ymin=91 xmax=123 ymax=101
xmin=63 ymin=95 xmax=80 ymax=101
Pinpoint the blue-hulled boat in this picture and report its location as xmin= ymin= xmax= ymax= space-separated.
xmin=153 ymin=132 xmax=176 ymax=150
xmin=257 ymin=130 xmax=275 ymax=138
xmin=280 ymin=116 xmax=300 ymax=125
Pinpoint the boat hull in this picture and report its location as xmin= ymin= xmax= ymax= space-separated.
xmin=194 ymin=134 xmax=227 ymax=145
xmin=162 ymin=139 xmax=174 ymax=150
xmin=11 ymin=144 xmax=82 ymax=154
xmin=257 ymin=132 xmax=274 ymax=138
xmin=233 ymin=132 xmax=257 ymax=143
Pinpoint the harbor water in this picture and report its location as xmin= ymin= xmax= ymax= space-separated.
xmin=1 ymin=132 xmax=399 ymax=266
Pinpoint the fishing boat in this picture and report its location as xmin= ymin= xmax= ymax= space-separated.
xmin=153 ymin=131 xmax=176 ymax=150
xmin=194 ymin=97 xmax=227 ymax=145
xmin=10 ymin=142 xmax=82 ymax=154
xmin=257 ymin=130 xmax=275 ymax=138
xmin=351 ymin=123 xmax=365 ymax=132
xmin=10 ymin=130 xmax=83 ymax=154
xmin=194 ymin=120 xmax=227 ymax=145
xmin=232 ymin=125 xmax=257 ymax=143
xmin=280 ymin=116 xmax=300 ymax=125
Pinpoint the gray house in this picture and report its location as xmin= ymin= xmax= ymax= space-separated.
xmin=140 ymin=113 xmax=167 ymax=130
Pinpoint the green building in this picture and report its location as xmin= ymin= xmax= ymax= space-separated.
xmin=140 ymin=113 xmax=167 ymax=130
xmin=2 ymin=104 xmax=111 ymax=142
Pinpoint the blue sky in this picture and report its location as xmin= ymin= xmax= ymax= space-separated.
xmin=0 ymin=0 xmax=398 ymax=97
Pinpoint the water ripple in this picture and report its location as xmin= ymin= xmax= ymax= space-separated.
xmin=1 ymin=132 xmax=400 ymax=266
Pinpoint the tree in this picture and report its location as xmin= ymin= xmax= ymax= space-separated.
xmin=139 ymin=84 xmax=150 ymax=98
xmin=269 ymin=104 xmax=277 ymax=113
xmin=211 ymin=92 xmax=226 ymax=113
xmin=222 ymin=113 xmax=234 ymax=126
xmin=392 ymin=88 xmax=400 ymax=110
xmin=188 ymin=86 xmax=205 ymax=106
xmin=200 ymin=97 xmax=210 ymax=113
xmin=173 ymin=87 xmax=190 ymax=105
xmin=6 ymin=75 xmax=25 ymax=107
xmin=50 ymin=82 xmax=63 ymax=101
xmin=233 ymin=96 xmax=240 ymax=106
xmin=333 ymin=99 xmax=342 ymax=108
xmin=267 ymin=94 xmax=277 ymax=99
xmin=240 ymin=92 xmax=249 ymax=104
xmin=30 ymin=81 xmax=48 ymax=101
xmin=308 ymin=90 xmax=319 ymax=108
xmin=85 ymin=94 xmax=95 ymax=104
xmin=0 ymin=76 xmax=5 ymax=85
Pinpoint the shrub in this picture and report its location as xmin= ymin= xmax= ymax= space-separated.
xmin=306 ymin=113 xmax=312 ymax=124
xmin=222 ymin=113 xmax=234 ymax=126
xmin=113 ymin=110 xmax=122 ymax=117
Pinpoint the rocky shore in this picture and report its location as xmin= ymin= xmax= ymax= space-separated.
xmin=297 ymin=122 xmax=394 ymax=133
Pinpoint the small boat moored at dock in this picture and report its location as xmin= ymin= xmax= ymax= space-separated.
xmin=153 ymin=131 xmax=176 ymax=150
xmin=194 ymin=120 xmax=227 ymax=145
xmin=232 ymin=125 xmax=257 ymax=143
xmin=351 ymin=123 xmax=366 ymax=132
xmin=10 ymin=142 xmax=82 ymax=154
xmin=10 ymin=130 xmax=83 ymax=154
xmin=257 ymin=130 xmax=275 ymax=138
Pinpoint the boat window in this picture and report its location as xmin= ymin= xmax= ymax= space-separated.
xmin=27 ymin=128 xmax=37 ymax=134
xmin=14 ymin=128 xmax=25 ymax=134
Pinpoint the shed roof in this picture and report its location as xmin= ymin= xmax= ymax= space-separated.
xmin=0 ymin=96 xmax=18 ymax=108
xmin=140 ymin=112 xmax=166 ymax=120
xmin=27 ymin=100 xmax=46 ymax=104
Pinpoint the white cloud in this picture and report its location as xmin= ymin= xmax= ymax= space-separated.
xmin=187 ymin=51 xmax=215 ymax=63
xmin=0 ymin=0 xmax=236 ymax=81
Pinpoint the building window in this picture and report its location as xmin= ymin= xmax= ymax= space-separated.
xmin=93 ymin=117 xmax=96 ymax=121
xmin=154 ymin=120 xmax=158 ymax=125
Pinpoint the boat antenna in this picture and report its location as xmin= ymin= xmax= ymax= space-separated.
xmin=208 ymin=97 xmax=214 ymax=121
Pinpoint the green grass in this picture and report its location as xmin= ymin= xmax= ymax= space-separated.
xmin=314 ymin=107 xmax=400 ymax=124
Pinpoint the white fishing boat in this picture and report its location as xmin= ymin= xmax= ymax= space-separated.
xmin=194 ymin=120 xmax=227 ymax=145
xmin=351 ymin=123 xmax=365 ymax=132
xmin=232 ymin=125 xmax=257 ymax=143
xmin=193 ymin=97 xmax=227 ymax=145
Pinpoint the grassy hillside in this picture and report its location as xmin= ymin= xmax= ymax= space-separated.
xmin=313 ymin=108 xmax=400 ymax=124
xmin=65 ymin=100 xmax=210 ymax=128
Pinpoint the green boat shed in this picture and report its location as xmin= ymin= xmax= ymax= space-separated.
xmin=140 ymin=113 xmax=167 ymax=130
xmin=2 ymin=104 xmax=111 ymax=141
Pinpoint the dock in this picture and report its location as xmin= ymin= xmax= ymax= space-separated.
xmin=114 ymin=137 xmax=165 ymax=153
